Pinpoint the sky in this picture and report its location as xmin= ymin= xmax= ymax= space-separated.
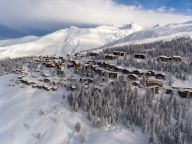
xmin=116 ymin=0 xmax=192 ymax=15
xmin=0 ymin=0 xmax=191 ymax=37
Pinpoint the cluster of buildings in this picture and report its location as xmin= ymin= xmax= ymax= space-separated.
xmin=10 ymin=52 xmax=190 ymax=98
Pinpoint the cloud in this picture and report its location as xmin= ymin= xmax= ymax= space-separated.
xmin=157 ymin=7 xmax=176 ymax=13
xmin=0 ymin=0 xmax=191 ymax=31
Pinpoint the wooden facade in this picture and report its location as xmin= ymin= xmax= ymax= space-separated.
xmin=149 ymin=86 xmax=160 ymax=94
xmin=146 ymin=79 xmax=163 ymax=87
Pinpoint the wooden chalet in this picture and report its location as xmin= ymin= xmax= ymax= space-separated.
xmin=113 ymin=66 xmax=123 ymax=72
xmin=83 ymin=73 xmax=90 ymax=77
xmin=128 ymin=74 xmax=138 ymax=81
xmin=104 ymin=71 xmax=118 ymax=79
xmin=145 ymin=70 xmax=156 ymax=77
xmin=14 ymin=69 xmax=25 ymax=75
xmin=146 ymin=79 xmax=163 ymax=87
xmin=108 ymin=64 xmax=115 ymax=70
xmin=80 ymin=77 xmax=86 ymax=83
xmin=164 ymin=88 xmax=173 ymax=94
xmin=93 ymin=68 xmax=104 ymax=76
xmin=172 ymin=56 xmax=182 ymax=62
xmin=108 ymin=71 xmax=118 ymax=79
xmin=87 ymin=52 xmax=99 ymax=57
xmin=53 ymin=81 xmax=60 ymax=86
xmin=42 ymin=73 xmax=51 ymax=78
xmin=113 ymin=51 xmax=126 ymax=56
xmin=155 ymin=73 xmax=166 ymax=80
xmin=94 ymin=86 xmax=102 ymax=92
xmin=50 ymin=86 xmax=57 ymax=91
xmin=70 ymin=60 xmax=81 ymax=69
xmin=83 ymin=64 xmax=91 ymax=70
xmin=132 ymin=70 xmax=143 ymax=76
xmin=122 ymin=69 xmax=131 ymax=74
xmin=178 ymin=90 xmax=192 ymax=98
xmin=134 ymin=54 xmax=147 ymax=59
xmin=44 ymin=78 xmax=51 ymax=83
xmin=132 ymin=81 xmax=140 ymax=87
xmin=70 ymin=85 xmax=77 ymax=91
xmin=91 ymin=65 xmax=99 ymax=71
xmin=68 ymin=63 xmax=74 ymax=68
xmin=45 ymin=63 xmax=55 ymax=68
xmin=87 ymin=78 xmax=94 ymax=83
xmin=104 ymin=54 xmax=117 ymax=60
xmin=57 ymin=69 xmax=65 ymax=77
xmin=157 ymin=56 xmax=170 ymax=62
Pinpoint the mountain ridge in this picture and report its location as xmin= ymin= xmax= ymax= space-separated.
xmin=0 ymin=20 xmax=192 ymax=59
xmin=0 ymin=24 xmax=143 ymax=58
xmin=104 ymin=20 xmax=192 ymax=48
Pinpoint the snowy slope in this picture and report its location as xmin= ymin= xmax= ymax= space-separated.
xmin=104 ymin=20 xmax=192 ymax=48
xmin=0 ymin=74 xmax=148 ymax=144
xmin=0 ymin=36 xmax=39 ymax=47
xmin=0 ymin=24 xmax=143 ymax=59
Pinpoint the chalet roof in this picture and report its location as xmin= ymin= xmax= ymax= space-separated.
xmin=132 ymin=69 xmax=143 ymax=73
xmin=71 ymin=85 xmax=76 ymax=89
xmin=132 ymin=81 xmax=140 ymax=85
xmin=135 ymin=53 xmax=146 ymax=56
xmin=146 ymin=78 xmax=163 ymax=82
xmin=172 ymin=56 xmax=182 ymax=59
xmin=155 ymin=72 xmax=166 ymax=76
xmin=128 ymin=74 xmax=138 ymax=78
xmin=159 ymin=56 xmax=169 ymax=58
xmin=113 ymin=51 xmax=126 ymax=53
xmin=105 ymin=70 xmax=118 ymax=74
xmin=105 ymin=54 xmax=116 ymax=57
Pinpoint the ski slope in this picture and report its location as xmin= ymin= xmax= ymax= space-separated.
xmin=0 ymin=24 xmax=143 ymax=59
xmin=0 ymin=74 xmax=148 ymax=144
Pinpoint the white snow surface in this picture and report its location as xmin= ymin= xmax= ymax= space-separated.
xmin=104 ymin=20 xmax=192 ymax=48
xmin=0 ymin=24 xmax=143 ymax=59
xmin=0 ymin=74 xmax=148 ymax=144
xmin=0 ymin=36 xmax=39 ymax=47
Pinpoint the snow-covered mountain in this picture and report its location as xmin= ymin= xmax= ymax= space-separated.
xmin=104 ymin=20 xmax=192 ymax=48
xmin=0 ymin=24 xmax=143 ymax=59
xmin=0 ymin=36 xmax=39 ymax=47
xmin=0 ymin=20 xmax=192 ymax=59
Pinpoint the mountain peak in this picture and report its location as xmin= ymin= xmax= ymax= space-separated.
xmin=117 ymin=23 xmax=143 ymax=31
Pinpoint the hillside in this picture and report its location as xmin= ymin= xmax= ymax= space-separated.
xmin=0 ymin=74 xmax=148 ymax=144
